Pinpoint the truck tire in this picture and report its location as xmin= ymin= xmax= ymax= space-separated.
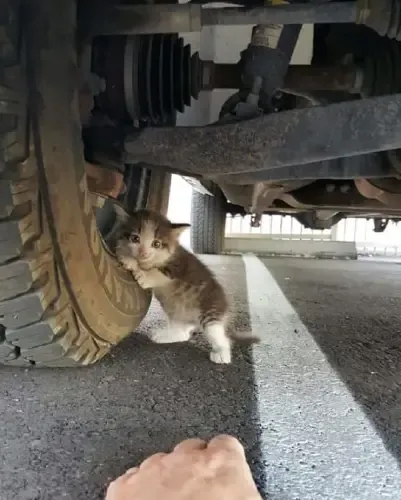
xmin=191 ymin=185 xmax=226 ymax=254
xmin=0 ymin=0 xmax=151 ymax=367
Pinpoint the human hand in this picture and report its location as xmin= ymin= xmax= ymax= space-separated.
xmin=105 ymin=435 xmax=261 ymax=500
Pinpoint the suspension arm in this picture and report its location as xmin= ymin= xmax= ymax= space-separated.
xmin=124 ymin=94 xmax=401 ymax=176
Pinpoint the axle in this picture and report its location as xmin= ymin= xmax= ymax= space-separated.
xmin=88 ymin=1 xmax=401 ymax=41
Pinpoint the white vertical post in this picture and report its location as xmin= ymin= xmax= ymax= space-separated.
xmin=331 ymin=223 xmax=339 ymax=241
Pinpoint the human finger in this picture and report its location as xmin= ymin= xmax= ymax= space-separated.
xmin=139 ymin=452 xmax=167 ymax=470
xmin=122 ymin=466 xmax=139 ymax=477
xmin=173 ymin=438 xmax=207 ymax=453
xmin=207 ymin=435 xmax=246 ymax=457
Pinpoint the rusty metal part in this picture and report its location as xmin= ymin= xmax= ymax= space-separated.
xmin=92 ymin=47 xmax=362 ymax=119
xmin=369 ymin=177 xmax=401 ymax=193
xmin=218 ymin=183 xmax=254 ymax=210
xmin=279 ymin=188 xmax=386 ymax=211
xmin=202 ymin=35 xmax=401 ymax=97
xmin=125 ymin=93 xmax=401 ymax=176
xmin=182 ymin=176 xmax=213 ymax=195
xmin=354 ymin=178 xmax=401 ymax=207
xmin=85 ymin=1 xmax=401 ymax=48
xmin=283 ymin=64 xmax=361 ymax=93
xmin=314 ymin=210 xmax=340 ymax=221
xmin=222 ymin=178 xmax=401 ymax=213
xmin=294 ymin=211 xmax=343 ymax=230
xmin=210 ymin=154 xmax=394 ymax=185
xmin=285 ymin=180 xmax=361 ymax=206
xmin=251 ymin=182 xmax=286 ymax=212
xmin=89 ymin=2 xmax=357 ymax=37
xmin=202 ymin=63 xmax=361 ymax=94
xmin=279 ymin=194 xmax=395 ymax=212
xmin=85 ymin=162 xmax=125 ymax=199
xmin=88 ymin=4 xmax=202 ymax=37
xmin=201 ymin=62 xmax=242 ymax=91
xmin=250 ymin=180 xmax=311 ymax=212
xmin=201 ymin=2 xmax=357 ymax=27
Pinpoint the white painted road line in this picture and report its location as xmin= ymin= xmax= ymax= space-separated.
xmin=242 ymin=254 xmax=401 ymax=500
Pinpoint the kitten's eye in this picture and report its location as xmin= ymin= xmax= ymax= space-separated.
xmin=152 ymin=240 xmax=161 ymax=249
xmin=130 ymin=234 xmax=140 ymax=243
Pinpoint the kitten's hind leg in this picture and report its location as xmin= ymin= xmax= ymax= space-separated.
xmin=203 ymin=322 xmax=231 ymax=364
xmin=150 ymin=322 xmax=194 ymax=344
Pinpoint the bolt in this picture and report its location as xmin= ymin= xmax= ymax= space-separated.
xmin=326 ymin=183 xmax=335 ymax=193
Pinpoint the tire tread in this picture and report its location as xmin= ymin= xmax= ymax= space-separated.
xmin=0 ymin=1 xmax=109 ymax=366
xmin=191 ymin=185 xmax=226 ymax=254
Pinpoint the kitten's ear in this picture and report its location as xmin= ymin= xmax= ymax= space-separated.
xmin=170 ymin=223 xmax=191 ymax=239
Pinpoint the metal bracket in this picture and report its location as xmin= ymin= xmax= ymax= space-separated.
xmin=181 ymin=176 xmax=213 ymax=195
xmin=355 ymin=178 xmax=401 ymax=208
xmin=251 ymin=214 xmax=262 ymax=228
xmin=373 ymin=218 xmax=389 ymax=232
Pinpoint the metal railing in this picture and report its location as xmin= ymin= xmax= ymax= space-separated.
xmin=226 ymin=214 xmax=401 ymax=257
xmin=226 ymin=214 xmax=332 ymax=241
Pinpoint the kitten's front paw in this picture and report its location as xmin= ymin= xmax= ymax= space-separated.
xmin=133 ymin=269 xmax=153 ymax=289
xmin=210 ymin=349 xmax=231 ymax=364
xmin=127 ymin=258 xmax=139 ymax=272
xmin=120 ymin=257 xmax=138 ymax=272
xmin=116 ymin=247 xmax=138 ymax=272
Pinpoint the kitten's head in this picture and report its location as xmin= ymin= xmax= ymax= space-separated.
xmin=116 ymin=209 xmax=190 ymax=269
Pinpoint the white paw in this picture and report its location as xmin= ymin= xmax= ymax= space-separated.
xmin=126 ymin=258 xmax=139 ymax=272
xmin=210 ymin=349 xmax=231 ymax=364
xmin=133 ymin=269 xmax=152 ymax=289
xmin=116 ymin=247 xmax=138 ymax=272
xmin=150 ymin=328 xmax=191 ymax=344
xmin=122 ymin=257 xmax=138 ymax=272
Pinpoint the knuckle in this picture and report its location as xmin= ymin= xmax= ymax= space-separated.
xmin=212 ymin=434 xmax=239 ymax=448
xmin=217 ymin=435 xmax=238 ymax=444
xmin=140 ymin=452 xmax=167 ymax=470
xmin=208 ymin=435 xmax=245 ymax=457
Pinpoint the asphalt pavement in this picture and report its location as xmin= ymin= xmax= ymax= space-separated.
xmin=2 ymin=255 xmax=401 ymax=499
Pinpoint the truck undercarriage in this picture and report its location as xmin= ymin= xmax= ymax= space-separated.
xmin=81 ymin=0 xmax=401 ymax=234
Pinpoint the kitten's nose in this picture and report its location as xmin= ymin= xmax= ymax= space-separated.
xmin=139 ymin=247 xmax=150 ymax=258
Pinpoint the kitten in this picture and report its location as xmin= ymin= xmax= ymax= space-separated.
xmin=115 ymin=209 xmax=257 ymax=364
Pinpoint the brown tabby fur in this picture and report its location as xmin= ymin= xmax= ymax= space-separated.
xmin=115 ymin=209 xmax=257 ymax=364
